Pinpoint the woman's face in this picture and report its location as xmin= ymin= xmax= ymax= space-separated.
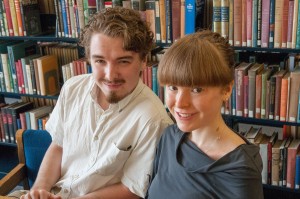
xmin=165 ymin=85 xmax=228 ymax=132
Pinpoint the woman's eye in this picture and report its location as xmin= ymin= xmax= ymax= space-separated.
xmin=192 ymin=87 xmax=204 ymax=93
xmin=168 ymin=86 xmax=177 ymax=91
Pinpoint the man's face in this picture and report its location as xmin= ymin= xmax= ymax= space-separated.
xmin=89 ymin=33 xmax=146 ymax=104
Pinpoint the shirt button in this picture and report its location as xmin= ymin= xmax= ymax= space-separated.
xmin=94 ymin=136 xmax=98 ymax=140
xmin=64 ymin=189 xmax=68 ymax=193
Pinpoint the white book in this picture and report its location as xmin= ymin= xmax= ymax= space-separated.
xmin=28 ymin=106 xmax=53 ymax=130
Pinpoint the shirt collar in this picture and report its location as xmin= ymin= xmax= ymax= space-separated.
xmin=90 ymin=78 xmax=145 ymax=112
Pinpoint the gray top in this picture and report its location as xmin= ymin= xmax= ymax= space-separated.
xmin=146 ymin=125 xmax=264 ymax=199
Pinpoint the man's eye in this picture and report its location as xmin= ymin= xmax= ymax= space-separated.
xmin=192 ymin=87 xmax=204 ymax=93
xmin=168 ymin=86 xmax=177 ymax=91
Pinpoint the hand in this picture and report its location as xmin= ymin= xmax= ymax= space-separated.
xmin=20 ymin=189 xmax=61 ymax=199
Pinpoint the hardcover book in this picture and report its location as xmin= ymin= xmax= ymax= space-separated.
xmin=36 ymin=55 xmax=59 ymax=96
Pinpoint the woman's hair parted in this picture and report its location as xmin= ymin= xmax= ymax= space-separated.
xmin=158 ymin=30 xmax=235 ymax=87
xmin=79 ymin=7 xmax=154 ymax=60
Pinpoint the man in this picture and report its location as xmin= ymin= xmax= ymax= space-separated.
xmin=13 ymin=7 xmax=172 ymax=199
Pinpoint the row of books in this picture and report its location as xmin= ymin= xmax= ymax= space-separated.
xmin=242 ymin=126 xmax=300 ymax=189
xmin=213 ymin=0 xmax=300 ymax=49
xmin=0 ymin=40 xmax=79 ymax=95
xmin=222 ymin=60 xmax=300 ymax=123
xmin=61 ymin=58 xmax=92 ymax=83
xmin=0 ymin=101 xmax=53 ymax=143
xmin=0 ymin=0 xmax=43 ymax=37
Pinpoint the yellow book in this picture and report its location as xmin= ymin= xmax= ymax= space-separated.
xmin=9 ymin=0 xmax=19 ymax=36
xmin=37 ymin=55 xmax=60 ymax=96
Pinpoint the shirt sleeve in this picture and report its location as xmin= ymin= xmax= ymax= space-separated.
xmin=121 ymin=119 xmax=169 ymax=198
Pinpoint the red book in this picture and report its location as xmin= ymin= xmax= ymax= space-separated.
xmin=287 ymin=0 xmax=294 ymax=48
xmin=281 ymin=0 xmax=289 ymax=48
xmin=3 ymin=0 xmax=14 ymax=36
xmin=234 ymin=0 xmax=242 ymax=46
xmin=235 ymin=62 xmax=253 ymax=116
xmin=286 ymin=139 xmax=300 ymax=189
xmin=261 ymin=0 xmax=270 ymax=47
xmin=171 ymin=0 xmax=180 ymax=42
xmin=280 ymin=72 xmax=290 ymax=121
xmin=243 ymin=75 xmax=249 ymax=117
xmin=274 ymin=70 xmax=287 ymax=120
xmin=241 ymin=0 xmax=247 ymax=46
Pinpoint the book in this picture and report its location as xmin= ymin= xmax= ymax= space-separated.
xmin=171 ymin=0 xmax=180 ymax=42
xmin=246 ymin=0 xmax=252 ymax=46
xmin=291 ymin=0 xmax=298 ymax=48
xmin=287 ymin=0 xmax=294 ymax=48
xmin=268 ymin=0 xmax=275 ymax=48
xmin=286 ymin=139 xmax=300 ymax=189
xmin=245 ymin=126 xmax=263 ymax=144
xmin=36 ymin=55 xmax=59 ymax=96
xmin=281 ymin=0 xmax=289 ymax=48
xmin=27 ymin=105 xmax=53 ymax=130
xmin=274 ymin=70 xmax=287 ymax=120
xmin=233 ymin=0 xmax=242 ymax=46
xmin=280 ymin=72 xmax=291 ymax=121
xmin=3 ymin=0 xmax=14 ymax=36
xmin=220 ymin=0 xmax=229 ymax=38
xmin=213 ymin=0 xmax=221 ymax=34
xmin=145 ymin=0 xmax=156 ymax=41
xmin=295 ymin=150 xmax=300 ymax=189
xmin=235 ymin=62 xmax=253 ymax=116
xmin=261 ymin=0 xmax=270 ymax=47
xmin=248 ymin=63 xmax=264 ymax=118
xmin=159 ymin=0 xmax=166 ymax=43
xmin=185 ymin=0 xmax=196 ymax=35
xmin=7 ymin=41 xmax=38 ymax=93
xmin=255 ymin=69 xmax=263 ymax=118
xmin=288 ymin=67 xmax=300 ymax=122
xmin=154 ymin=0 xmax=161 ymax=43
xmin=261 ymin=68 xmax=274 ymax=119
xmin=272 ymin=139 xmax=284 ymax=186
xmin=274 ymin=0 xmax=283 ymax=48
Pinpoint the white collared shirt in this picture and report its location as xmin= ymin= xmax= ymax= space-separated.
xmin=45 ymin=74 xmax=173 ymax=198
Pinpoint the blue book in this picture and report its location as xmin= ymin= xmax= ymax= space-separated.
xmin=295 ymin=152 xmax=300 ymax=189
xmin=60 ymin=0 xmax=69 ymax=38
xmin=268 ymin=0 xmax=275 ymax=48
xmin=185 ymin=0 xmax=196 ymax=35
xmin=152 ymin=64 xmax=158 ymax=96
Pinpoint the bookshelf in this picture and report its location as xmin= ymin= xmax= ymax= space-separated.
xmin=0 ymin=1 xmax=299 ymax=198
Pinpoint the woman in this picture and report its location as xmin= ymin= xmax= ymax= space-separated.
xmin=146 ymin=30 xmax=263 ymax=199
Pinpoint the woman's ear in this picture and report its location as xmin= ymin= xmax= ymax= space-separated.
xmin=222 ymin=80 xmax=234 ymax=101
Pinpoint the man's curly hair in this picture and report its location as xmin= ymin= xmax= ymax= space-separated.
xmin=79 ymin=7 xmax=154 ymax=60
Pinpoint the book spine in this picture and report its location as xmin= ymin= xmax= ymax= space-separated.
xmin=14 ymin=0 xmax=23 ymax=36
xmin=269 ymin=0 xmax=275 ymax=48
xmin=287 ymin=0 xmax=294 ymax=48
xmin=228 ymin=0 xmax=234 ymax=45
xmin=234 ymin=0 xmax=242 ymax=46
xmin=252 ymin=0 xmax=258 ymax=47
xmin=171 ymin=0 xmax=180 ymax=42
xmin=261 ymin=0 xmax=270 ymax=47
xmin=159 ymin=0 xmax=166 ymax=43
xmin=3 ymin=0 xmax=14 ymax=36
xmin=281 ymin=0 xmax=289 ymax=48
xmin=213 ymin=0 xmax=221 ymax=34
xmin=185 ymin=0 xmax=195 ymax=35
xmin=257 ymin=0 xmax=262 ymax=46
xmin=292 ymin=0 xmax=298 ymax=48
xmin=274 ymin=0 xmax=283 ymax=48
xmin=8 ymin=0 xmax=18 ymax=36
xmin=296 ymin=0 xmax=300 ymax=48
xmin=154 ymin=0 xmax=161 ymax=43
